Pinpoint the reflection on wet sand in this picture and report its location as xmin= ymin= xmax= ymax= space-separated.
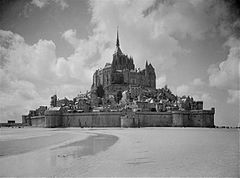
xmin=53 ymin=133 xmax=118 ymax=159
xmin=0 ymin=130 xmax=119 ymax=177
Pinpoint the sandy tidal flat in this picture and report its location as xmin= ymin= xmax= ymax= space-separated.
xmin=0 ymin=127 xmax=239 ymax=177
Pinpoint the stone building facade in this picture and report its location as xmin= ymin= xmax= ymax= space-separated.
xmin=92 ymin=30 xmax=156 ymax=96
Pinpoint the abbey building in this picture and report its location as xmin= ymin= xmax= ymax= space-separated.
xmin=91 ymin=30 xmax=156 ymax=96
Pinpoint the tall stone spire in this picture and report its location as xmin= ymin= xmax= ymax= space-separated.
xmin=115 ymin=26 xmax=122 ymax=54
xmin=116 ymin=26 xmax=120 ymax=47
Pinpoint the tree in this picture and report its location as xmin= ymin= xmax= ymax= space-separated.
xmin=96 ymin=85 xmax=105 ymax=98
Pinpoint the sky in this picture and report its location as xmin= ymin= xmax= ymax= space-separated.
xmin=0 ymin=0 xmax=239 ymax=126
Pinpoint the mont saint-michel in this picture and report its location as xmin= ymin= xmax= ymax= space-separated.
xmin=1 ymin=1 xmax=239 ymax=177
xmin=21 ymin=30 xmax=215 ymax=128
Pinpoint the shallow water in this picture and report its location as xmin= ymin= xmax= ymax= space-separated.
xmin=53 ymin=133 xmax=118 ymax=158
xmin=0 ymin=127 xmax=238 ymax=177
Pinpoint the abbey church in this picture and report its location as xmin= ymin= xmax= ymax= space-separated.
xmin=91 ymin=30 xmax=156 ymax=96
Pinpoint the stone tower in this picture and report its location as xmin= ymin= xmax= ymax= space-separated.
xmin=145 ymin=61 xmax=156 ymax=88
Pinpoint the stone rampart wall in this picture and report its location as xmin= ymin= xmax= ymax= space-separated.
xmin=136 ymin=112 xmax=173 ymax=127
xmin=31 ymin=116 xmax=46 ymax=127
xmin=45 ymin=110 xmax=62 ymax=128
xmin=40 ymin=109 xmax=215 ymax=128
xmin=172 ymin=109 xmax=215 ymax=127
xmin=190 ymin=110 xmax=215 ymax=127
xmin=62 ymin=112 xmax=121 ymax=127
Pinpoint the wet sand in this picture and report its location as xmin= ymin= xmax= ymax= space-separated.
xmin=0 ymin=127 xmax=239 ymax=177
xmin=0 ymin=128 xmax=118 ymax=176
xmin=0 ymin=133 xmax=75 ymax=157
xmin=54 ymin=133 xmax=118 ymax=157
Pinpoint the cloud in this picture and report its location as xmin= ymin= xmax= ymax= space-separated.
xmin=192 ymin=92 xmax=216 ymax=109
xmin=62 ymin=29 xmax=100 ymax=76
xmin=176 ymin=78 xmax=216 ymax=109
xmin=87 ymin=0 xmax=186 ymax=73
xmin=192 ymin=78 xmax=205 ymax=86
xmin=227 ymin=90 xmax=240 ymax=104
xmin=83 ymin=0 xmax=237 ymax=76
xmin=176 ymin=84 xmax=189 ymax=96
xmin=31 ymin=0 xmax=47 ymax=8
xmin=143 ymin=0 xmax=233 ymax=40
xmin=62 ymin=29 xmax=80 ymax=48
xmin=62 ymin=0 xmax=215 ymax=84
xmin=0 ymin=30 xmax=56 ymax=121
xmin=31 ymin=0 xmax=68 ymax=9
xmin=65 ymin=0 xmax=239 ymax=84
xmin=54 ymin=0 xmax=69 ymax=9
xmin=156 ymin=75 xmax=167 ymax=88
xmin=0 ymin=30 xmax=93 ymax=122
xmin=208 ymin=36 xmax=240 ymax=104
xmin=208 ymin=43 xmax=240 ymax=90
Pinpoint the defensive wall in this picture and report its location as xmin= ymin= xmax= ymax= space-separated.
xmin=31 ymin=116 xmax=46 ymax=127
xmin=62 ymin=112 xmax=121 ymax=127
xmin=172 ymin=109 xmax=215 ymax=127
xmin=29 ymin=108 xmax=214 ymax=128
